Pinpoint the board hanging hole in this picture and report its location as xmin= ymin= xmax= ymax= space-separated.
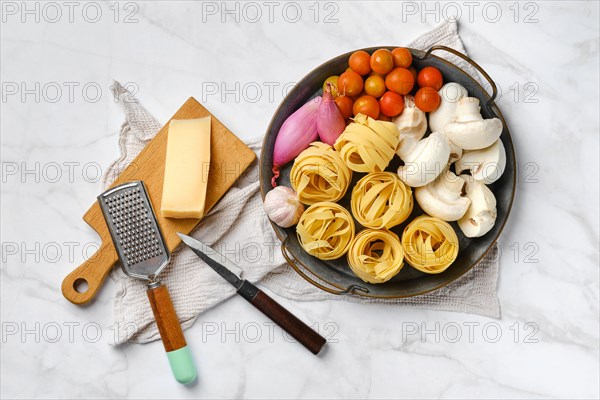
xmin=74 ymin=278 xmax=89 ymax=293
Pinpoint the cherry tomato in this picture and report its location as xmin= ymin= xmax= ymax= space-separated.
xmin=379 ymin=91 xmax=405 ymax=117
xmin=335 ymin=95 xmax=354 ymax=119
xmin=370 ymin=49 xmax=394 ymax=75
xmin=349 ymin=50 xmax=371 ymax=76
xmin=353 ymin=95 xmax=380 ymax=119
xmin=364 ymin=75 xmax=386 ymax=98
xmin=417 ymin=66 xmax=443 ymax=90
xmin=338 ymin=70 xmax=364 ymax=97
xmin=408 ymin=66 xmax=418 ymax=86
xmin=378 ymin=114 xmax=392 ymax=122
xmin=391 ymin=48 xmax=412 ymax=68
xmin=414 ymin=87 xmax=441 ymax=112
xmin=385 ymin=67 xmax=414 ymax=95
xmin=323 ymin=76 xmax=339 ymax=97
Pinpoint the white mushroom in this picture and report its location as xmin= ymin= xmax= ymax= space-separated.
xmin=455 ymin=139 xmax=506 ymax=184
xmin=397 ymin=132 xmax=450 ymax=187
xmin=443 ymin=97 xmax=503 ymax=150
xmin=428 ymin=82 xmax=468 ymax=133
xmin=393 ymin=95 xmax=427 ymax=159
xmin=415 ymin=170 xmax=470 ymax=221
xmin=457 ymin=176 xmax=497 ymax=238
xmin=448 ymin=138 xmax=463 ymax=164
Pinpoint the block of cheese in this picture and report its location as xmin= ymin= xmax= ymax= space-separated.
xmin=161 ymin=117 xmax=211 ymax=219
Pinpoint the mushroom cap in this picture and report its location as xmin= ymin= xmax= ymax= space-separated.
xmin=397 ymin=132 xmax=450 ymax=187
xmin=428 ymin=83 xmax=468 ymax=133
xmin=457 ymin=176 xmax=497 ymax=237
xmin=415 ymin=171 xmax=470 ymax=221
xmin=444 ymin=118 xmax=503 ymax=150
xmin=455 ymin=139 xmax=506 ymax=184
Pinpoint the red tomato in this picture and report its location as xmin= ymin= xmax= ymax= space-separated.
xmin=417 ymin=66 xmax=443 ymax=90
xmin=385 ymin=67 xmax=414 ymax=95
xmin=414 ymin=87 xmax=441 ymax=112
xmin=391 ymin=48 xmax=412 ymax=68
xmin=335 ymin=95 xmax=354 ymax=119
xmin=379 ymin=91 xmax=405 ymax=117
xmin=364 ymin=75 xmax=386 ymax=98
xmin=408 ymin=66 xmax=418 ymax=85
xmin=349 ymin=50 xmax=371 ymax=76
xmin=370 ymin=49 xmax=394 ymax=75
xmin=338 ymin=70 xmax=364 ymax=97
xmin=353 ymin=95 xmax=380 ymax=119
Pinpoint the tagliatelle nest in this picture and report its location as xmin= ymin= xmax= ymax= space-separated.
xmin=296 ymin=202 xmax=355 ymax=260
xmin=351 ymin=172 xmax=414 ymax=229
xmin=290 ymin=142 xmax=352 ymax=205
xmin=401 ymin=215 xmax=459 ymax=274
xmin=347 ymin=229 xmax=405 ymax=284
xmin=333 ymin=113 xmax=400 ymax=173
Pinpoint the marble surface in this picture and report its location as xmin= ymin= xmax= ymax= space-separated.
xmin=1 ymin=1 xmax=599 ymax=398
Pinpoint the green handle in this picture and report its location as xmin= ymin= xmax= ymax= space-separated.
xmin=166 ymin=346 xmax=197 ymax=384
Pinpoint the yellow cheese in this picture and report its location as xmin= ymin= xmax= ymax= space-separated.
xmin=161 ymin=117 xmax=211 ymax=219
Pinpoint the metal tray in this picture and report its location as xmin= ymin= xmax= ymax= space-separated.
xmin=260 ymin=46 xmax=516 ymax=298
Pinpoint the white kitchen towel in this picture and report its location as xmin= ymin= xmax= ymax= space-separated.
xmin=108 ymin=19 xmax=500 ymax=345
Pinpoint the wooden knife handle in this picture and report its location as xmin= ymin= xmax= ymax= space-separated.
xmin=146 ymin=283 xmax=197 ymax=384
xmin=61 ymin=241 xmax=118 ymax=305
xmin=237 ymin=281 xmax=327 ymax=355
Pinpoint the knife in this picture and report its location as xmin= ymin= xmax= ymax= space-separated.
xmin=177 ymin=233 xmax=327 ymax=355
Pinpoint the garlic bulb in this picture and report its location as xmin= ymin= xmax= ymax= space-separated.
xmin=263 ymin=186 xmax=304 ymax=228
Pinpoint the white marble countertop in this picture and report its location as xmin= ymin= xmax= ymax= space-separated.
xmin=1 ymin=1 xmax=599 ymax=398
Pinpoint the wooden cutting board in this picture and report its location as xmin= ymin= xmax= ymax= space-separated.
xmin=62 ymin=97 xmax=256 ymax=304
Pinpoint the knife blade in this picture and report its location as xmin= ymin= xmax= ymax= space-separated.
xmin=177 ymin=233 xmax=326 ymax=355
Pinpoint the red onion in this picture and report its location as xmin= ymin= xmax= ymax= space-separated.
xmin=317 ymin=84 xmax=346 ymax=145
xmin=271 ymin=96 xmax=322 ymax=187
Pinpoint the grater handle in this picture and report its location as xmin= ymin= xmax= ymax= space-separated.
xmin=61 ymin=240 xmax=118 ymax=305
xmin=146 ymin=282 xmax=197 ymax=384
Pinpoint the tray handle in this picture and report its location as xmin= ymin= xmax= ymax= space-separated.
xmin=415 ymin=45 xmax=499 ymax=117
xmin=280 ymin=235 xmax=369 ymax=296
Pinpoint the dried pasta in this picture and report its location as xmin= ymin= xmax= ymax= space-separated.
xmin=290 ymin=142 xmax=352 ymax=205
xmin=296 ymin=202 xmax=355 ymax=260
xmin=347 ymin=229 xmax=405 ymax=284
xmin=334 ymin=113 xmax=400 ymax=173
xmin=401 ymin=215 xmax=459 ymax=274
xmin=351 ymin=172 xmax=413 ymax=229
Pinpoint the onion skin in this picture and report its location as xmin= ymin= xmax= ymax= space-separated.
xmin=317 ymin=85 xmax=346 ymax=145
xmin=271 ymin=96 xmax=322 ymax=187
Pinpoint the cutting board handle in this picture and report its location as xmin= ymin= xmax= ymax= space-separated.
xmin=61 ymin=241 xmax=118 ymax=304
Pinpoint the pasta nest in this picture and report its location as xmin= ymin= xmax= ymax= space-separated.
xmin=347 ymin=228 xmax=405 ymax=284
xmin=351 ymin=172 xmax=413 ymax=229
xmin=296 ymin=202 xmax=355 ymax=260
xmin=290 ymin=142 xmax=352 ymax=205
xmin=334 ymin=113 xmax=400 ymax=173
xmin=401 ymin=215 xmax=459 ymax=274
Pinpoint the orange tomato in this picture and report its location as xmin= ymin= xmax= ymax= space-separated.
xmin=364 ymin=75 xmax=386 ymax=98
xmin=370 ymin=49 xmax=394 ymax=75
xmin=353 ymin=95 xmax=380 ymax=119
xmin=385 ymin=67 xmax=414 ymax=95
xmin=417 ymin=66 xmax=443 ymax=90
xmin=349 ymin=50 xmax=371 ymax=76
xmin=414 ymin=87 xmax=441 ymax=112
xmin=379 ymin=91 xmax=405 ymax=117
xmin=335 ymin=95 xmax=354 ymax=119
xmin=408 ymin=66 xmax=418 ymax=85
xmin=338 ymin=70 xmax=364 ymax=97
xmin=391 ymin=48 xmax=412 ymax=68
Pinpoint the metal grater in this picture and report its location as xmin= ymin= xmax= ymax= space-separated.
xmin=97 ymin=181 xmax=170 ymax=281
